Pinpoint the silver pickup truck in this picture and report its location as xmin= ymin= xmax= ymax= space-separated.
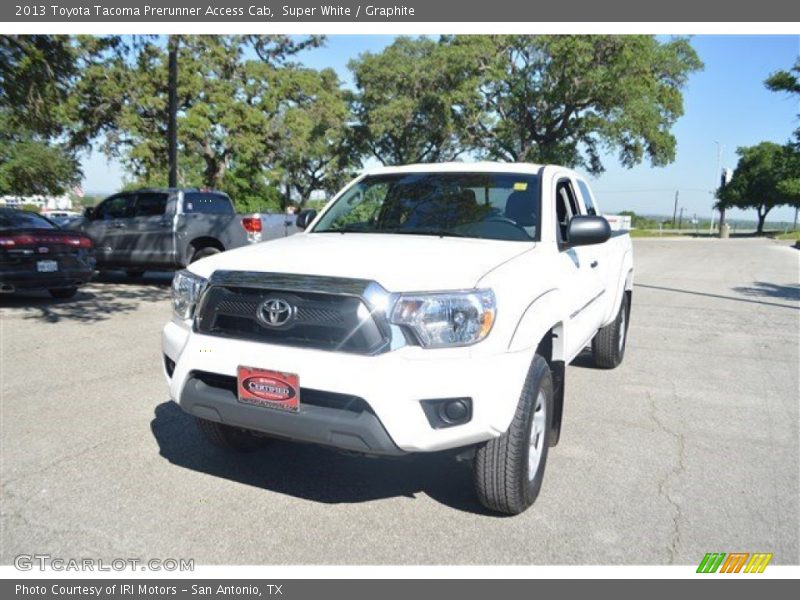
xmin=70 ymin=188 xmax=297 ymax=276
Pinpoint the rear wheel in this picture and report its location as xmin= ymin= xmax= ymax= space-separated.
xmin=473 ymin=354 xmax=553 ymax=515
xmin=49 ymin=287 xmax=78 ymax=299
xmin=189 ymin=246 xmax=221 ymax=264
xmin=195 ymin=417 xmax=268 ymax=452
xmin=592 ymin=293 xmax=629 ymax=369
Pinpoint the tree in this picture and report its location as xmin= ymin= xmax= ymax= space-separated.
xmin=765 ymin=60 xmax=800 ymax=229
xmin=765 ymin=59 xmax=800 ymax=145
xmin=70 ymin=35 xmax=328 ymax=211
xmin=448 ymin=35 xmax=702 ymax=173
xmin=273 ymin=67 xmax=357 ymax=208
xmin=0 ymin=36 xmax=84 ymax=195
xmin=0 ymin=128 xmax=80 ymax=197
xmin=718 ymin=142 xmax=800 ymax=234
xmin=348 ymin=37 xmax=467 ymax=165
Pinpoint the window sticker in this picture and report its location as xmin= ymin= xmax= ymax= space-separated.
xmin=513 ymin=182 xmax=528 ymax=191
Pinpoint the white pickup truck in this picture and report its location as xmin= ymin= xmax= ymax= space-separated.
xmin=162 ymin=162 xmax=633 ymax=515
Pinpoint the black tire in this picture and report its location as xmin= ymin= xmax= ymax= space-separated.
xmin=592 ymin=293 xmax=629 ymax=369
xmin=49 ymin=287 xmax=78 ymax=299
xmin=473 ymin=354 xmax=554 ymax=515
xmin=195 ymin=417 xmax=269 ymax=452
xmin=126 ymin=269 xmax=145 ymax=278
xmin=189 ymin=246 xmax=221 ymax=264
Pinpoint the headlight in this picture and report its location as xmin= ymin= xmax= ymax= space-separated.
xmin=171 ymin=270 xmax=206 ymax=320
xmin=390 ymin=289 xmax=496 ymax=348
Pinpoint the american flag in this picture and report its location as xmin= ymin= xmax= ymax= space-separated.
xmin=73 ymin=185 xmax=84 ymax=198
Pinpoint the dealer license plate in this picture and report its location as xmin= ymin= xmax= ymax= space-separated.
xmin=237 ymin=366 xmax=300 ymax=412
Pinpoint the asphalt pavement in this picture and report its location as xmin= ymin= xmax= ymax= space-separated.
xmin=1 ymin=238 xmax=798 ymax=565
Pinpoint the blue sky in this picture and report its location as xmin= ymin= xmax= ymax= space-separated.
xmin=81 ymin=34 xmax=800 ymax=222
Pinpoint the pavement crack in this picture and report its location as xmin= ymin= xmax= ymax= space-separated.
xmin=646 ymin=384 xmax=687 ymax=564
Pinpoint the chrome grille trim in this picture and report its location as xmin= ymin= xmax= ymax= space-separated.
xmin=193 ymin=271 xmax=396 ymax=355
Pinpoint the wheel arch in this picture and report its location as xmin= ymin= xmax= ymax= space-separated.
xmin=535 ymin=323 xmax=566 ymax=446
xmin=184 ymin=236 xmax=225 ymax=265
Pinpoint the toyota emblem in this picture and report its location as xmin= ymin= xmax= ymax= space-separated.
xmin=257 ymin=298 xmax=294 ymax=328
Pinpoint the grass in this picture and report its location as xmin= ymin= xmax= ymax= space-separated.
xmin=773 ymin=231 xmax=800 ymax=241
xmin=628 ymin=228 xmax=800 ymax=240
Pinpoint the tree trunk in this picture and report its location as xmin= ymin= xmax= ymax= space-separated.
xmin=756 ymin=206 xmax=770 ymax=235
xmin=718 ymin=206 xmax=726 ymax=235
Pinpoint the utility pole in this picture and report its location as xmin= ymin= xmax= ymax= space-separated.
xmin=672 ymin=190 xmax=679 ymax=228
xmin=167 ymin=35 xmax=178 ymax=188
xmin=678 ymin=207 xmax=684 ymax=230
xmin=713 ymin=141 xmax=723 ymax=235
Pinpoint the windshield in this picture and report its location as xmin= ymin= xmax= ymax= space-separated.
xmin=312 ymin=172 xmax=540 ymax=241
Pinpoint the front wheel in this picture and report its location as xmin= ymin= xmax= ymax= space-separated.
xmin=592 ymin=293 xmax=629 ymax=369
xmin=473 ymin=354 xmax=553 ymax=515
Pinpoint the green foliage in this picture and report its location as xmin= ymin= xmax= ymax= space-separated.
xmin=349 ymin=37 xmax=466 ymax=165
xmin=765 ymin=59 xmax=800 ymax=144
xmin=444 ymin=35 xmax=703 ymax=173
xmin=0 ymin=35 xmax=76 ymax=138
xmin=617 ymin=210 xmax=659 ymax=229
xmin=19 ymin=203 xmax=41 ymax=213
xmin=0 ymin=36 xmax=87 ymax=196
xmin=0 ymin=120 xmax=80 ymax=196
xmin=274 ymin=67 xmax=358 ymax=205
xmin=72 ymin=34 xmax=344 ymax=207
xmin=718 ymin=142 xmax=800 ymax=233
xmin=2 ymin=34 xmax=704 ymax=207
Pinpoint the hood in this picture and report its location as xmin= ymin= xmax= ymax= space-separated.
xmin=189 ymin=232 xmax=534 ymax=292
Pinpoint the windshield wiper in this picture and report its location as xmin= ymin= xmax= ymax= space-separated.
xmin=386 ymin=228 xmax=468 ymax=238
xmin=316 ymin=224 xmax=373 ymax=234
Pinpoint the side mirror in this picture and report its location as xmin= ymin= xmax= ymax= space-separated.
xmin=83 ymin=206 xmax=95 ymax=220
xmin=566 ymin=216 xmax=611 ymax=247
xmin=295 ymin=209 xmax=317 ymax=231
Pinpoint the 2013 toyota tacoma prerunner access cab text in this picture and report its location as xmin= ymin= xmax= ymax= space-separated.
xmin=162 ymin=163 xmax=634 ymax=515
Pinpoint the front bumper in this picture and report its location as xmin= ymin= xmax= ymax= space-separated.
xmin=163 ymin=321 xmax=534 ymax=453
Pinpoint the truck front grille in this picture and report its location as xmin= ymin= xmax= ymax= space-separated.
xmin=194 ymin=283 xmax=391 ymax=355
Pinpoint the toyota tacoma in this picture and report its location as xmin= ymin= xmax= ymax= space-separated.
xmin=162 ymin=163 xmax=633 ymax=515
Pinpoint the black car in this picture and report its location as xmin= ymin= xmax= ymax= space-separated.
xmin=0 ymin=208 xmax=96 ymax=299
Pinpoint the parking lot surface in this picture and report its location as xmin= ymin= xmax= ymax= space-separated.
xmin=1 ymin=238 xmax=798 ymax=565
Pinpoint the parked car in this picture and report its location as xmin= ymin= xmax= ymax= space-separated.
xmin=161 ymin=163 xmax=634 ymax=515
xmin=69 ymin=188 xmax=297 ymax=277
xmin=0 ymin=208 xmax=95 ymax=299
xmin=42 ymin=210 xmax=81 ymax=228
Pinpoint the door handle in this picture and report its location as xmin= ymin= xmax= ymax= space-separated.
xmin=590 ymin=260 xmax=599 ymax=269
xmin=112 ymin=223 xmax=127 ymax=229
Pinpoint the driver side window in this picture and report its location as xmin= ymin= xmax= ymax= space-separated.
xmin=95 ymin=194 xmax=134 ymax=220
xmin=555 ymin=179 xmax=581 ymax=243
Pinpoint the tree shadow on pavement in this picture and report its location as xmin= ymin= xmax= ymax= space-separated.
xmin=635 ymin=283 xmax=799 ymax=310
xmin=0 ymin=271 xmax=172 ymax=324
xmin=731 ymin=281 xmax=800 ymax=303
xmin=150 ymin=400 xmax=500 ymax=516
